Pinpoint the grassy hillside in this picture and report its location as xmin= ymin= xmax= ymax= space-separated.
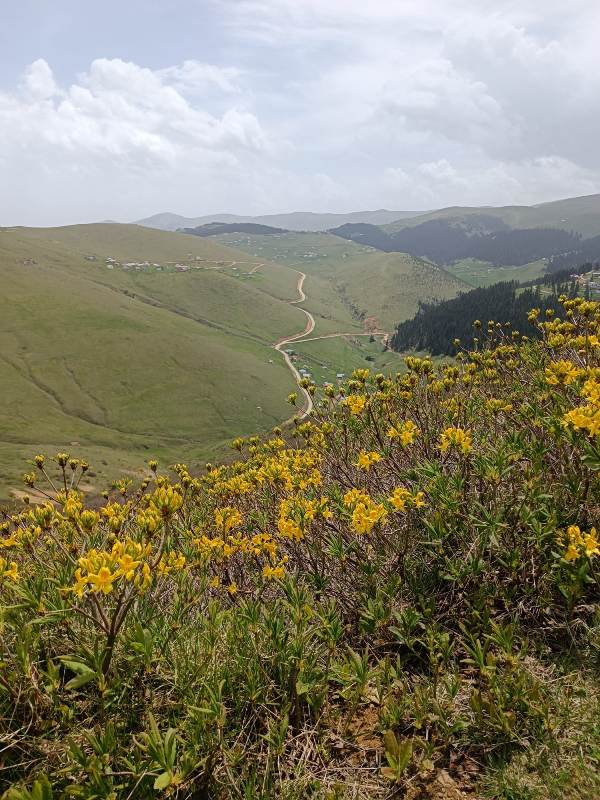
xmin=446 ymin=257 xmax=547 ymax=287
xmin=3 ymin=296 xmax=599 ymax=799
xmin=0 ymin=225 xmax=307 ymax=499
xmin=1 ymin=223 xmax=466 ymax=500
xmin=384 ymin=193 xmax=600 ymax=237
xmin=213 ymin=230 xmax=466 ymax=330
xmin=290 ymin=335 xmax=400 ymax=385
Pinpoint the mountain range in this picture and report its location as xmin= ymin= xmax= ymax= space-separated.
xmin=135 ymin=194 xmax=600 ymax=237
xmin=135 ymin=209 xmax=423 ymax=232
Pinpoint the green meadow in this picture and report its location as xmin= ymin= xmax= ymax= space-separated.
xmin=214 ymin=230 xmax=466 ymax=330
xmin=0 ymin=225 xmax=306 ymax=499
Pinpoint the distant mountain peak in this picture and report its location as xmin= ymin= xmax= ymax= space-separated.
xmin=135 ymin=209 xmax=423 ymax=233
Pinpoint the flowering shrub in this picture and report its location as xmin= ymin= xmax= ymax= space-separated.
xmin=1 ymin=296 xmax=599 ymax=799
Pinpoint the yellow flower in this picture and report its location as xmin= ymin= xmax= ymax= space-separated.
xmin=562 ymin=524 xmax=599 ymax=562
xmin=352 ymin=368 xmax=370 ymax=382
xmin=345 ymin=395 xmax=367 ymax=416
xmin=351 ymin=500 xmax=387 ymax=534
xmin=0 ymin=558 xmax=19 ymax=582
xmin=567 ymin=525 xmax=583 ymax=546
xmin=355 ymin=451 xmax=382 ymax=470
xmin=388 ymin=419 xmax=420 ymax=445
xmin=584 ymin=528 xmax=599 ymax=558
xmin=564 ymin=406 xmax=600 ymax=437
xmin=157 ymin=552 xmax=186 ymax=575
xmin=277 ymin=515 xmax=303 ymax=541
xmin=400 ymin=421 xmax=420 ymax=445
xmin=227 ymin=581 xmax=238 ymax=595
xmin=88 ymin=566 xmax=115 ymax=594
xmin=440 ymin=427 xmax=472 ymax=455
xmin=545 ymin=360 xmax=583 ymax=386
xmin=215 ymin=507 xmax=242 ymax=534
xmin=412 ymin=491 xmax=426 ymax=509
xmin=79 ymin=510 xmax=100 ymax=530
xmin=117 ymin=553 xmax=141 ymax=580
xmin=71 ymin=568 xmax=88 ymax=598
xmin=485 ymin=399 xmax=514 ymax=414
xmin=150 ymin=486 xmax=183 ymax=517
xmin=139 ymin=562 xmax=152 ymax=591
xmin=343 ymin=488 xmax=370 ymax=508
xmin=390 ymin=487 xmax=411 ymax=512
xmin=564 ymin=543 xmax=580 ymax=562
xmin=263 ymin=563 xmax=285 ymax=580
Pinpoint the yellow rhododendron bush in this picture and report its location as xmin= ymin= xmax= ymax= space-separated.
xmin=1 ymin=296 xmax=599 ymax=799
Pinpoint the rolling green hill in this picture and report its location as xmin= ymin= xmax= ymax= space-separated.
xmin=446 ymin=257 xmax=547 ymax=287
xmin=1 ymin=223 xmax=466 ymax=500
xmin=213 ymin=230 xmax=466 ymax=330
xmin=384 ymin=193 xmax=600 ymax=237
xmin=0 ymin=224 xmax=307 ymax=499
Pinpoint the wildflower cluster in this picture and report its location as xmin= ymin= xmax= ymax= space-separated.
xmin=343 ymin=489 xmax=387 ymax=534
xmin=439 ymin=426 xmax=472 ymax=455
xmin=387 ymin=419 xmax=420 ymax=445
xmin=562 ymin=524 xmax=600 ymax=562
xmin=1 ymin=296 xmax=600 ymax=799
xmin=71 ymin=539 xmax=152 ymax=597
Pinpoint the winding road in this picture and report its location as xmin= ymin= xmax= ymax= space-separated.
xmin=274 ymin=272 xmax=316 ymax=417
xmin=273 ymin=270 xmax=388 ymax=419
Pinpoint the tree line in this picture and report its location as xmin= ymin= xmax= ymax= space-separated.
xmin=389 ymin=278 xmax=579 ymax=356
xmin=331 ymin=219 xmax=587 ymax=267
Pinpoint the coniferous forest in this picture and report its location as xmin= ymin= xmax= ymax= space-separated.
xmin=389 ymin=279 xmax=576 ymax=355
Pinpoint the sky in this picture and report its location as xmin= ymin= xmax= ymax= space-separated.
xmin=2 ymin=0 xmax=600 ymax=226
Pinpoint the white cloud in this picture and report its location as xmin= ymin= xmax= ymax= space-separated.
xmin=0 ymin=58 xmax=271 ymax=224
xmin=158 ymin=61 xmax=242 ymax=94
xmin=3 ymin=1 xmax=600 ymax=224
xmin=22 ymin=59 xmax=59 ymax=100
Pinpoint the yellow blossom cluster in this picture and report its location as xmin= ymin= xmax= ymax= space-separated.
xmin=563 ymin=371 xmax=600 ymax=438
xmin=485 ymin=398 xmax=514 ymax=414
xmin=0 ymin=557 xmax=19 ymax=582
xmin=355 ymin=451 xmax=382 ymax=470
xmin=150 ymin=486 xmax=183 ymax=517
xmin=440 ymin=427 xmax=473 ymax=455
xmin=389 ymin=487 xmax=426 ymax=512
xmin=345 ymin=394 xmax=367 ymax=416
xmin=563 ymin=525 xmax=599 ymax=562
xmin=545 ymin=360 xmax=584 ymax=386
xmin=157 ymin=551 xmax=186 ymax=575
xmin=205 ymin=447 xmax=323 ymax=496
xmin=278 ymin=495 xmax=331 ymax=541
xmin=387 ymin=419 xmax=420 ymax=445
xmin=343 ymin=489 xmax=387 ymax=534
xmin=71 ymin=539 xmax=152 ymax=597
xmin=214 ymin=506 xmax=243 ymax=534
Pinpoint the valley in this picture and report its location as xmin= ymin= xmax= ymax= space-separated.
xmin=1 ymin=222 xmax=455 ymax=500
xmin=0 ymin=225 xmax=307 ymax=498
xmin=3 ymin=195 xmax=597 ymax=501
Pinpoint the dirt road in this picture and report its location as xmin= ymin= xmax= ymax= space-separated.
xmin=274 ymin=272 xmax=315 ymax=417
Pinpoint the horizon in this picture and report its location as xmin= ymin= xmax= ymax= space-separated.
xmin=3 ymin=1 xmax=600 ymax=226
xmin=4 ymin=190 xmax=600 ymax=230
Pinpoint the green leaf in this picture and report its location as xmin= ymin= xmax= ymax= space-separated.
xmin=581 ymin=451 xmax=600 ymax=471
xmin=59 ymin=659 xmax=93 ymax=675
xmin=383 ymin=729 xmax=399 ymax=759
xmin=32 ymin=776 xmax=53 ymax=800
xmin=153 ymin=771 xmax=172 ymax=790
xmin=396 ymin=738 xmax=413 ymax=773
xmin=65 ymin=671 xmax=96 ymax=690
xmin=59 ymin=658 xmax=96 ymax=690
